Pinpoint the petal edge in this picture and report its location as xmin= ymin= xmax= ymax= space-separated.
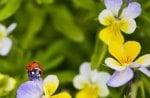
xmin=107 ymin=68 xmax=134 ymax=87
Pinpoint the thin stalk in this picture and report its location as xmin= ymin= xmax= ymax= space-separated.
xmin=124 ymin=81 xmax=132 ymax=98
xmin=140 ymin=81 xmax=145 ymax=98
xmin=130 ymin=81 xmax=139 ymax=98
xmin=91 ymin=38 xmax=107 ymax=70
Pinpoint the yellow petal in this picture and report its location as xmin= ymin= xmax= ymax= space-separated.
xmin=119 ymin=18 xmax=136 ymax=34
xmin=99 ymin=26 xmax=124 ymax=44
xmin=109 ymin=41 xmax=141 ymax=65
xmin=43 ymin=75 xmax=59 ymax=97
xmin=51 ymin=92 xmax=72 ymax=98
xmin=98 ymin=9 xmax=115 ymax=26
xmin=76 ymin=87 xmax=98 ymax=98
xmin=108 ymin=41 xmax=125 ymax=63
xmin=5 ymin=77 xmax=16 ymax=91
xmin=135 ymin=54 xmax=150 ymax=67
xmin=124 ymin=41 xmax=141 ymax=62
xmin=0 ymin=73 xmax=16 ymax=92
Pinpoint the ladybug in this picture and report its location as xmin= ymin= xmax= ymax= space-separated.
xmin=26 ymin=62 xmax=43 ymax=80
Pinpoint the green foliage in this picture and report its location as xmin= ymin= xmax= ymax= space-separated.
xmin=48 ymin=4 xmax=85 ymax=42
xmin=91 ymin=37 xmax=107 ymax=70
xmin=0 ymin=0 xmax=21 ymax=21
xmin=0 ymin=0 xmax=150 ymax=98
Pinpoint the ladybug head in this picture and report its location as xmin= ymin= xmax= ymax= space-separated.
xmin=26 ymin=62 xmax=43 ymax=80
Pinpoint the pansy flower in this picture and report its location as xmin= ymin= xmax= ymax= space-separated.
xmin=0 ymin=23 xmax=17 ymax=56
xmin=73 ymin=62 xmax=110 ymax=98
xmin=105 ymin=41 xmax=150 ymax=87
xmin=98 ymin=0 xmax=141 ymax=44
xmin=0 ymin=73 xmax=16 ymax=96
xmin=17 ymin=75 xmax=71 ymax=98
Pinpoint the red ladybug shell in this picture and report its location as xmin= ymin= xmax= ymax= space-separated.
xmin=26 ymin=62 xmax=43 ymax=74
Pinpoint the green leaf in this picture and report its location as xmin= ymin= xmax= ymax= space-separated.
xmin=34 ymin=40 xmax=65 ymax=61
xmin=0 ymin=0 xmax=21 ymax=21
xmin=55 ymin=71 xmax=76 ymax=83
xmin=0 ymin=0 xmax=8 ymax=6
xmin=91 ymin=38 xmax=107 ymax=70
xmin=22 ymin=4 xmax=45 ymax=49
xmin=34 ymin=40 xmax=66 ymax=70
xmin=36 ymin=0 xmax=54 ymax=4
xmin=73 ymin=0 xmax=97 ymax=11
xmin=49 ymin=5 xmax=85 ymax=42
xmin=130 ymin=81 xmax=140 ymax=98
xmin=43 ymin=55 xmax=64 ymax=70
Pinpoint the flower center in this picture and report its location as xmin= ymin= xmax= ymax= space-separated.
xmin=119 ymin=56 xmax=133 ymax=66
xmin=0 ymin=31 xmax=6 ymax=40
xmin=77 ymin=85 xmax=99 ymax=98
xmin=110 ymin=21 xmax=120 ymax=35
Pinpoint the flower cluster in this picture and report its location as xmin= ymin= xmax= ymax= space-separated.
xmin=73 ymin=0 xmax=149 ymax=97
xmin=0 ymin=23 xmax=16 ymax=96
xmin=97 ymin=0 xmax=150 ymax=88
xmin=16 ymin=0 xmax=149 ymax=98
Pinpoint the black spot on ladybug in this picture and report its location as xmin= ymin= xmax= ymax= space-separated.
xmin=26 ymin=62 xmax=43 ymax=80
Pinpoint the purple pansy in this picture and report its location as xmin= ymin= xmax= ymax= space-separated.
xmin=17 ymin=75 xmax=71 ymax=98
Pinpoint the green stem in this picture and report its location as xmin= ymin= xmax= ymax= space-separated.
xmin=91 ymin=38 xmax=107 ymax=70
xmin=140 ymin=81 xmax=145 ymax=98
xmin=98 ymin=43 xmax=107 ymax=67
xmin=124 ymin=81 xmax=132 ymax=98
xmin=124 ymin=78 xmax=145 ymax=98
xmin=130 ymin=81 xmax=139 ymax=98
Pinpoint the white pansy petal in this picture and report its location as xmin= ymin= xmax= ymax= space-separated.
xmin=43 ymin=75 xmax=59 ymax=96
xmin=120 ymin=18 xmax=136 ymax=34
xmin=73 ymin=75 xmax=89 ymax=90
xmin=107 ymin=68 xmax=134 ymax=87
xmin=79 ymin=62 xmax=91 ymax=75
xmin=98 ymin=9 xmax=115 ymax=26
xmin=17 ymin=80 xmax=43 ymax=98
xmin=7 ymin=23 xmax=17 ymax=34
xmin=0 ymin=24 xmax=7 ymax=35
xmin=135 ymin=54 xmax=150 ymax=67
xmin=121 ymin=2 xmax=141 ymax=19
xmin=98 ymin=84 xmax=109 ymax=97
xmin=92 ymin=71 xmax=110 ymax=84
xmin=130 ymin=62 xmax=140 ymax=68
xmin=0 ymin=38 xmax=12 ymax=56
xmin=104 ymin=0 xmax=123 ymax=16
xmin=139 ymin=67 xmax=150 ymax=77
xmin=105 ymin=57 xmax=126 ymax=71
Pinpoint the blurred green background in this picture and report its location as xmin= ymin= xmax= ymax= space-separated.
xmin=0 ymin=0 xmax=150 ymax=98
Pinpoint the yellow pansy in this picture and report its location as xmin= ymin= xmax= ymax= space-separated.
xmin=73 ymin=62 xmax=110 ymax=98
xmin=105 ymin=41 xmax=150 ymax=87
xmin=98 ymin=0 xmax=141 ymax=44
xmin=0 ymin=73 xmax=16 ymax=96
xmin=17 ymin=75 xmax=71 ymax=98
xmin=43 ymin=75 xmax=71 ymax=98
